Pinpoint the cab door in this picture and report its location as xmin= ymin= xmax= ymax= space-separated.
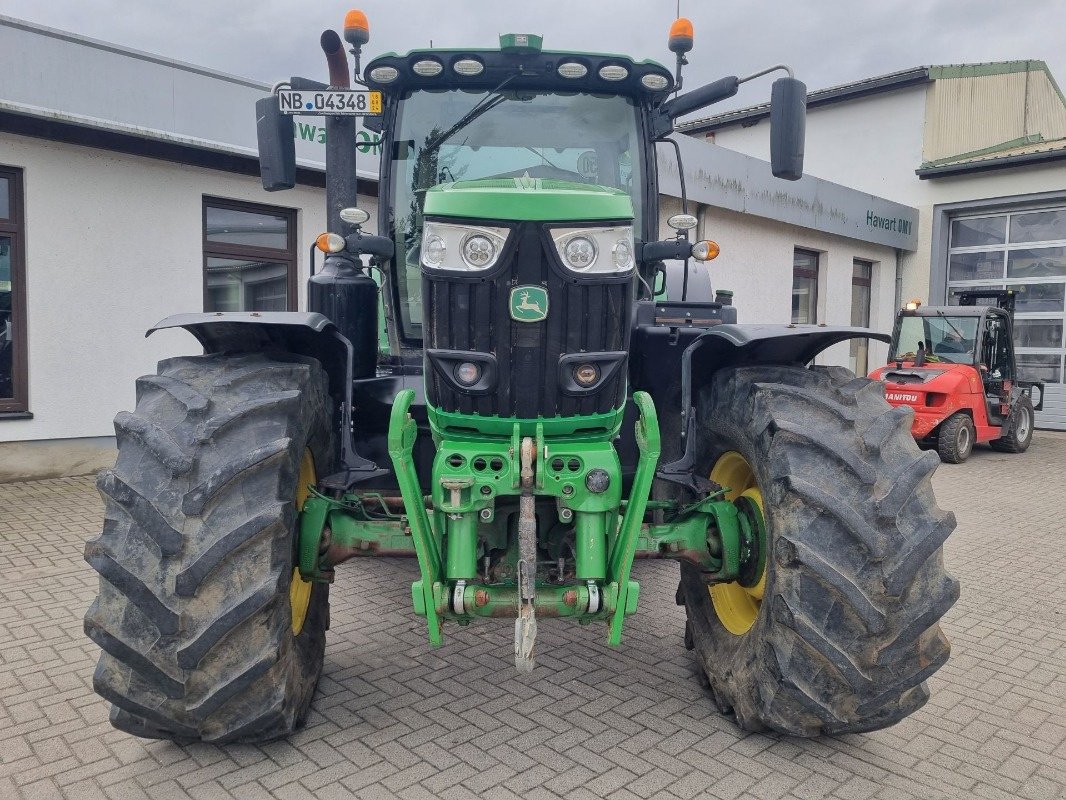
xmin=980 ymin=310 xmax=1014 ymax=424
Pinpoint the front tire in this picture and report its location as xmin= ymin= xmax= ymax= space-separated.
xmin=681 ymin=365 xmax=959 ymax=736
xmin=85 ymin=353 xmax=333 ymax=743
xmin=990 ymin=395 xmax=1034 ymax=453
xmin=937 ymin=412 xmax=975 ymax=463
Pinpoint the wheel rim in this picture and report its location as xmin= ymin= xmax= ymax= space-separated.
xmin=1016 ymin=407 xmax=1032 ymax=442
xmin=708 ymin=451 xmax=767 ymax=636
xmin=290 ymin=449 xmax=316 ymax=636
xmin=958 ymin=422 xmax=971 ymax=456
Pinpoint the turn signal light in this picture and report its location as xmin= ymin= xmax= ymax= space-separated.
xmin=316 ymin=232 xmax=346 ymax=253
xmin=691 ymin=240 xmax=720 ymax=261
xmin=669 ymin=18 xmax=694 ymax=54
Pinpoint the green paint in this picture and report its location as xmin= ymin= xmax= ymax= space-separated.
xmin=387 ymin=389 xmax=444 ymax=646
xmin=445 ymin=513 xmax=478 ymax=580
xmin=509 ymin=285 xmax=549 ymax=322
xmin=498 ymin=33 xmax=543 ymax=53
xmin=920 ymin=134 xmax=1048 ymax=168
xmin=574 ymin=511 xmax=607 ymax=580
xmin=607 ymin=391 xmax=660 ymax=646
xmin=427 ymin=404 xmax=625 ymax=440
xmin=424 ymin=178 xmax=633 ymax=222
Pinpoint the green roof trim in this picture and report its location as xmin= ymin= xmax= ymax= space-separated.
xmin=927 ymin=61 xmax=1047 ymax=80
xmin=920 ymin=134 xmax=1047 ymax=168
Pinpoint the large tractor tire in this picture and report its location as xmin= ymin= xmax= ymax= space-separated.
xmin=679 ymin=365 xmax=959 ymax=736
xmin=84 ymin=353 xmax=333 ymax=743
xmin=990 ymin=394 xmax=1034 ymax=453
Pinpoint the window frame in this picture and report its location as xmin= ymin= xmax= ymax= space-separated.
xmin=201 ymin=196 xmax=298 ymax=313
xmin=0 ymin=165 xmax=29 ymax=416
xmin=850 ymin=258 xmax=874 ymax=375
xmin=791 ymin=247 xmax=820 ymax=324
xmin=945 ymin=204 xmax=1066 ymax=385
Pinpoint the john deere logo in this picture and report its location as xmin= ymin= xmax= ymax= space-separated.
xmin=509 ymin=286 xmax=549 ymax=322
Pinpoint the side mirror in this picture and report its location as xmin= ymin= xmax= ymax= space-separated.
xmin=255 ymin=96 xmax=296 ymax=191
xmin=769 ymin=77 xmax=806 ymax=180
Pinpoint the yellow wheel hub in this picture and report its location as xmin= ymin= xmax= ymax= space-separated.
xmin=708 ymin=451 xmax=766 ymax=636
xmin=290 ymin=449 xmax=316 ymax=636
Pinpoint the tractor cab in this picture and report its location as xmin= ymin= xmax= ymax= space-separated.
xmin=873 ymin=290 xmax=1042 ymax=462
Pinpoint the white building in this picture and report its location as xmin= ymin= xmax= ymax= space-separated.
xmin=683 ymin=62 xmax=1066 ymax=429
xmin=0 ymin=15 xmax=943 ymax=478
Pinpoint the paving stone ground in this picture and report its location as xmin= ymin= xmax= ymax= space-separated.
xmin=1 ymin=433 xmax=1064 ymax=800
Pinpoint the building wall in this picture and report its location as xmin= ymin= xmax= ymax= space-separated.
xmin=0 ymin=132 xmax=376 ymax=450
xmin=704 ymin=86 xmax=929 ymax=206
xmin=657 ymin=195 xmax=896 ymax=369
xmin=703 ymin=207 xmax=896 ymax=369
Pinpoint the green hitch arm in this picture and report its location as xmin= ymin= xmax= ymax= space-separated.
xmin=387 ymin=389 xmax=444 ymax=646
xmin=607 ymin=390 xmax=661 ymax=646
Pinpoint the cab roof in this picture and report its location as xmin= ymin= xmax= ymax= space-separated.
xmin=364 ymin=42 xmax=674 ymax=101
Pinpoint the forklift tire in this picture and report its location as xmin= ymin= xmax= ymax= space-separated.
xmin=989 ymin=395 xmax=1034 ymax=453
xmin=936 ymin=413 xmax=975 ymax=464
xmin=680 ymin=365 xmax=959 ymax=736
xmin=85 ymin=352 xmax=333 ymax=743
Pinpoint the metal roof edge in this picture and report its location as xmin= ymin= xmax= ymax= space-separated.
xmin=0 ymin=14 xmax=270 ymax=91
xmin=916 ymin=146 xmax=1066 ymax=179
xmin=678 ymin=67 xmax=931 ymax=133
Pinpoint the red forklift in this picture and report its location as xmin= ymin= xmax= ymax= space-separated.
xmin=870 ymin=290 xmax=1044 ymax=463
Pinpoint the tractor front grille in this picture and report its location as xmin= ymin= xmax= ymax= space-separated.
xmin=423 ymin=221 xmax=632 ymax=420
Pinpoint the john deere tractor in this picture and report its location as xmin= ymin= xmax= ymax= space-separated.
xmin=85 ymin=11 xmax=959 ymax=742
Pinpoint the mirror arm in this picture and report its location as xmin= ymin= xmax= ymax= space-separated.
xmin=738 ymin=63 xmax=794 ymax=84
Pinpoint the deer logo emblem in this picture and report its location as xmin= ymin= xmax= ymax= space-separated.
xmin=509 ymin=286 xmax=549 ymax=322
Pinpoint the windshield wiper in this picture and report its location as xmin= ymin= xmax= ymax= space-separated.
xmin=422 ymin=74 xmax=518 ymax=156
xmin=935 ymin=310 xmax=968 ymax=341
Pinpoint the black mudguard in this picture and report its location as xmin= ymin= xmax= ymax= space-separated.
xmin=147 ymin=311 xmax=384 ymax=485
xmin=658 ymin=323 xmax=890 ymax=494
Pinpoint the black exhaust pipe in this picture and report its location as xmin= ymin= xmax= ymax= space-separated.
xmin=319 ymin=30 xmax=358 ymax=235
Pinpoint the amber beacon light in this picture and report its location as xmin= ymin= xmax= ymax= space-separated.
xmin=668 ymin=18 xmax=694 ymax=54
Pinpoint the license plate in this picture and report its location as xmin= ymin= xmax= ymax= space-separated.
xmin=277 ymin=89 xmax=382 ymax=116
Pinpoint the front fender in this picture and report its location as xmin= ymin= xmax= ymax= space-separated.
xmin=146 ymin=311 xmax=351 ymax=399
xmin=681 ymin=324 xmax=890 ymax=427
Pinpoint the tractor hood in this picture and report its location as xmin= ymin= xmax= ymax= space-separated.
xmin=423 ymin=178 xmax=634 ymax=222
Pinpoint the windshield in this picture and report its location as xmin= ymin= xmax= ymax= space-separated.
xmin=388 ymin=89 xmax=645 ymax=341
xmin=891 ymin=315 xmax=980 ymax=364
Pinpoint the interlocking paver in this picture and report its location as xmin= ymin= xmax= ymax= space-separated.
xmin=2 ymin=433 xmax=1066 ymax=798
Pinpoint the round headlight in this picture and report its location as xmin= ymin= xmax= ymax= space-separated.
xmin=412 ymin=59 xmax=443 ymax=77
xmin=454 ymin=362 xmax=481 ymax=386
xmin=558 ymin=62 xmax=588 ymax=79
xmin=598 ymin=65 xmax=629 ymax=81
xmin=461 ymin=234 xmax=496 ymax=268
xmin=573 ymin=363 xmax=600 ymax=386
xmin=641 ymin=73 xmax=670 ymax=91
xmin=453 ymin=58 xmax=484 ymax=76
xmin=369 ymin=66 xmax=399 ymax=83
xmin=563 ymin=236 xmax=597 ymax=270
xmin=612 ymin=238 xmax=633 ymax=269
xmin=422 ymin=234 xmax=446 ymax=267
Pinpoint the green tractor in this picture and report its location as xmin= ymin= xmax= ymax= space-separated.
xmin=85 ymin=11 xmax=959 ymax=742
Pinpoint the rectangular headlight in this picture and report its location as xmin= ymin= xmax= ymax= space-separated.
xmin=420 ymin=221 xmax=509 ymax=272
xmin=550 ymin=225 xmax=634 ymax=274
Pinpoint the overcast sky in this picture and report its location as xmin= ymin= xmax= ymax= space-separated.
xmin=6 ymin=0 xmax=1066 ymax=115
